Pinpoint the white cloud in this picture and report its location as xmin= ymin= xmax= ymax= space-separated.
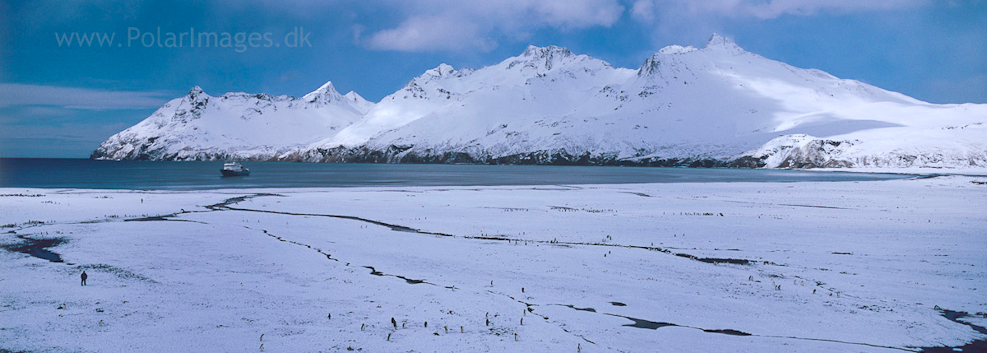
xmin=361 ymin=0 xmax=624 ymax=52
xmin=642 ymin=0 xmax=928 ymax=19
xmin=528 ymin=0 xmax=626 ymax=27
xmin=361 ymin=0 xmax=929 ymax=52
xmin=631 ymin=0 xmax=656 ymax=23
xmin=365 ymin=14 xmax=496 ymax=52
xmin=0 ymin=84 xmax=171 ymax=111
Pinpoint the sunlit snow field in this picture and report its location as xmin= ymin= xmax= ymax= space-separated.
xmin=2 ymin=176 xmax=985 ymax=352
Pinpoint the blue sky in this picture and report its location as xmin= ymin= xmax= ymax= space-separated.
xmin=1 ymin=0 xmax=985 ymax=158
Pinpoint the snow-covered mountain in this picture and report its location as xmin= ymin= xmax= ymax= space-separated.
xmin=93 ymin=35 xmax=987 ymax=169
xmin=91 ymin=82 xmax=367 ymax=160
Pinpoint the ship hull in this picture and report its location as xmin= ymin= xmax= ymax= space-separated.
xmin=220 ymin=169 xmax=250 ymax=177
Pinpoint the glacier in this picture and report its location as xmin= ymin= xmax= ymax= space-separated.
xmin=92 ymin=34 xmax=987 ymax=170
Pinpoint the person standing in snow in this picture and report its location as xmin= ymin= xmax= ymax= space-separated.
xmin=81 ymin=270 xmax=88 ymax=286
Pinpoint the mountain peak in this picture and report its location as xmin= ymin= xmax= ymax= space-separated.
xmin=310 ymin=80 xmax=337 ymax=94
xmin=343 ymin=91 xmax=365 ymax=101
xmin=302 ymin=81 xmax=343 ymax=104
xmin=637 ymin=54 xmax=662 ymax=77
xmin=509 ymin=45 xmax=580 ymax=73
xmin=186 ymin=86 xmax=209 ymax=102
xmin=425 ymin=63 xmax=457 ymax=78
xmin=704 ymin=33 xmax=742 ymax=50
xmin=658 ymin=45 xmax=698 ymax=55
xmin=521 ymin=45 xmax=573 ymax=59
xmin=343 ymin=91 xmax=374 ymax=114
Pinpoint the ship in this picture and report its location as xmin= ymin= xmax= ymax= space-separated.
xmin=220 ymin=162 xmax=250 ymax=177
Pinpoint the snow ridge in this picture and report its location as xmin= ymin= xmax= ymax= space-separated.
xmin=93 ymin=38 xmax=987 ymax=169
xmin=92 ymin=84 xmax=367 ymax=161
xmin=302 ymin=81 xmax=345 ymax=105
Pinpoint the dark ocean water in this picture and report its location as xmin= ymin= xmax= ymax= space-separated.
xmin=0 ymin=158 xmax=914 ymax=190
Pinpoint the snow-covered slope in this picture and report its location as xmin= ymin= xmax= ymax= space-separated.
xmin=733 ymin=107 xmax=987 ymax=168
xmin=94 ymin=35 xmax=987 ymax=169
xmin=287 ymin=35 xmax=987 ymax=168
xmin=91 ymin=82 xmax=368 ymax=161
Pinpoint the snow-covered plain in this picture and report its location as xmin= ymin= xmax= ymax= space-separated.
xmin=2 ymin=177 xmax=986 ymax=352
